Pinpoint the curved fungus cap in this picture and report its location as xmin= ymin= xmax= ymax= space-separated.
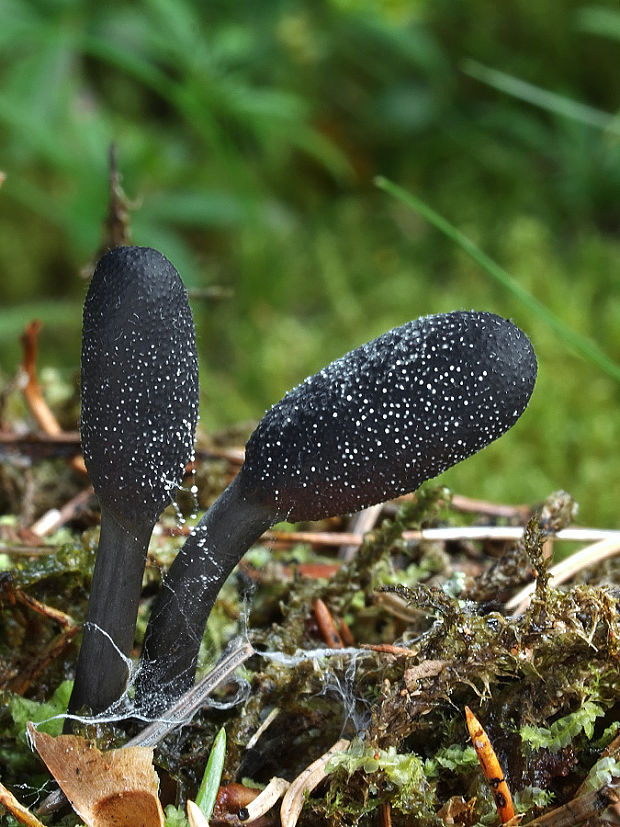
xmin=80 ymin=246 xmax=199 ymax=526
xmin=242 ymin=311 xmax=537 ymax=522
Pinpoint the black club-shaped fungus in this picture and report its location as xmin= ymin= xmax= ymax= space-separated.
xmin=67 ymin=246 xmax=199 ymax=722
xmin=137 ymin=310 xmax=536 ymax=714
xmin=243 ymin=311 xmax=536 ymax=521
xmin=80 ymin=246 xmax=199 ymax=525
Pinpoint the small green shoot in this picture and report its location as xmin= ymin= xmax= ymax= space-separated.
xmin=195 ymin=726 xmax=227 ymax=819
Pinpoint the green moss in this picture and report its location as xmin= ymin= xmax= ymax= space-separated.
xmin=326 ymin=739 xmax=436 ymax=820
xmin=520 ymin=701 xmax=606 ymax=753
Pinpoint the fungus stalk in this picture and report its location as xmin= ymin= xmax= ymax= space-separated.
xmin=69 ymin=511 xmax=153 ymax=716
xmin=139 ymin=474 xmax=272 ymax=710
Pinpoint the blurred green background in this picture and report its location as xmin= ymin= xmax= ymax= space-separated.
xmin=1 ymin=0 xmax=619 ymax=525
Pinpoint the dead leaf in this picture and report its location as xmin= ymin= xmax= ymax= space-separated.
xmin=436 ymin=795 xmax=476 ymax=826
xmin=27 ymin=723 xmax=164 ymax=827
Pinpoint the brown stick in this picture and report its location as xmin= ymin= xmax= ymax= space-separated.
xmin=313 ymin=598 xmax=344 ymax=649
xmin=19 ymin=321 xmax=86 ymax=474
xmin=379 ymin=802 xmax=392 ymax=827
xmin=0 ymin=782 xmax=47 ymax=827
xmin=7 ymin=626 xmax=78 ymax=694
xmin=0 ymin=431 xmax=82 ymax=445
xmin=29 ymin=486 xmax=95 ymax=537
xmin=20 ymin=321 xmax=62 ymax=436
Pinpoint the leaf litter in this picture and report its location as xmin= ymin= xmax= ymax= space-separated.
xmin=3 ymin=440 xmax=620 ymax=826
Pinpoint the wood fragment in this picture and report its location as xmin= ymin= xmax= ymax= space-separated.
xmin=340 ymin=503 xmax=383 ymax=561
xmin=314 ymin=598 xmax=345 ymax=649
xmin=280 ymin=738 xmax=350 ymax=827
xmin=3 ymin=582 xmax=75 ymax=628
xmin=264 ymin=526 xmax=620 ymax=549
xmin=0 ymin=543 xmax=64 ymax=556
xmin=10 ymin=523 xmax=617 ymax=559
xmin=521 ymin=785 xmax=619 ymax=825
xmin=374 ymin=591 xmax=426 ymax=623
xmin=240 ymin=776 xmax=290 ymax=822
xmin=20 ymin=321 xmax=62 ymax=436
xmin=361 ymin=643 xmax=419 ymax=657
xmin=379 ymin=801 xmax=392 ymax=826
xmin=0 ymin=431 xmax=82 ymax=445
xmin=30 ymin=486 xmax=95 ymax=537
xmin=246 ymin=706 xmax=280 ymax=751
xmin=167 ymin=521 xmax=620 ymax=550
xmin=19 ymin=320 xmax=86 ymax=474
xmin=465 ymin=706 xmax=515 ymax=824
xmin=289 ymin=563 xmax=341 ymax=578
xmin=450 ymin=493 xmax=530 ymax=520
xmin=198 ymin=445 xmax=245 ymax=464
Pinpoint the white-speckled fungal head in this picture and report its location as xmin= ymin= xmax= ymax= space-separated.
xmin=242 ymin=311 xmax=536 ymax=522
xmin=81 ymin=246 xmax=199 ymax=526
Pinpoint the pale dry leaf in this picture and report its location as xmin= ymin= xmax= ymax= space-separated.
xmin=186 ymin=800 xmax=209 ymax=827
xmin=28 ymin=722 xmax=164 ymax=827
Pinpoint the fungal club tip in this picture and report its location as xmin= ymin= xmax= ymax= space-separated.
xmin=242 ymin=311 xmax=536 ymax=522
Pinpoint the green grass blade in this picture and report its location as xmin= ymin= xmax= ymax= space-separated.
xmin=462 ymin=59 xmax=620 ymax=136
xmin=576 ymin=6 xmax=620 ymax=45
xmin=195 ymin=726 xmax=227 ymax=818
xmin=375 ymin=176 xmax=620 ymax=383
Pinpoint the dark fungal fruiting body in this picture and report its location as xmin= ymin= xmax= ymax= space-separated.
xmin=136 ymin=311 xmax=536 ymax=714
xmin=79 ymin=246 xmax=199 ymax=528
xmin=67 ymin=246 xmax=198 ymax=723
xmin=243 ymin=311 xmax=536 ymax=522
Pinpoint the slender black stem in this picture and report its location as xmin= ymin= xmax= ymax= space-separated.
xmin=66 ymin=507 xmax=153 ymax=723
xmin=135 ymin=473 xmax=273 ymax=715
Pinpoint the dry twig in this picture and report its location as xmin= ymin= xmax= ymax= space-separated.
xmin=0 ymin=782 xmax=47 ymax=827
xmin=314 ymin=598 xmax=345 ymax=648
xmin=507 ymin=536 xmax=620 ymax=615
xmin=280 ymin=739 xmax=350 ymax=827
xmin=19 ymin=320 xmax=86 ymax=474
xmin=240 ymin=776 xmax=290 ymax=823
